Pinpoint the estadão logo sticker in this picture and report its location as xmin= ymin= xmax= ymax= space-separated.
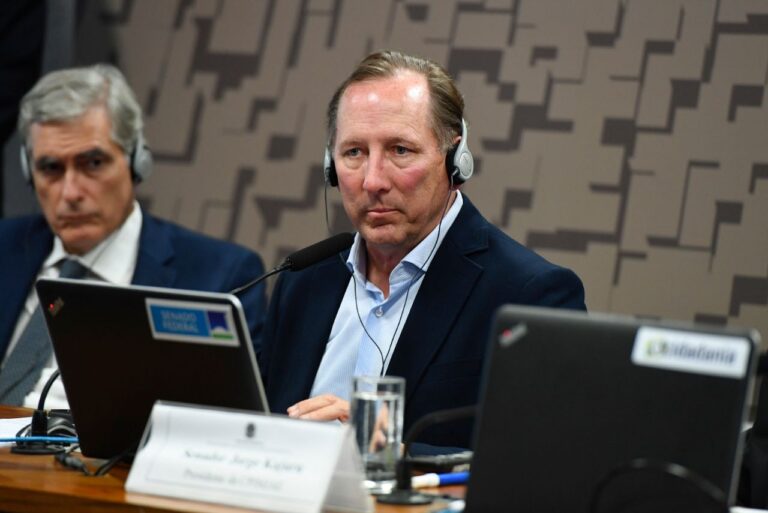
xmin=632 ymin=326 xmax=749 ymax=378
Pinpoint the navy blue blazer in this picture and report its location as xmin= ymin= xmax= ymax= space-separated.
xmin=260 ymin=196 xmax=586 ymax=448
xmin=0 ymin=212 xmax=267 ymax=360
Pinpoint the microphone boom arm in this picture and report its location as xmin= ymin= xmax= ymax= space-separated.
xmin=229 ymin=263 xmax=289 ymax=296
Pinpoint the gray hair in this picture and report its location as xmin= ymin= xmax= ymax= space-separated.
xmin=327 ymin=50 xmax=464 ymax=153
xmin=18 ymin=64 xmax=143 ymax=155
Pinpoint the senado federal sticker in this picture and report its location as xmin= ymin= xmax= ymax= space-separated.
xmin=146 ymin=298 xmax=240 ymax=347
xmin=632 ymin=326 xmax=750 ymax=378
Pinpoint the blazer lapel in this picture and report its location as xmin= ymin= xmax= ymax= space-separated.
xmin=386 ymin=197 xmax=488 ymax=405
xmin=131 ymin=213 xmax=177 ymax=287
xmin=268 ymin=256 xmax=351 ymax=407
xmin=0 ymin=217 xmax=53 ymax=358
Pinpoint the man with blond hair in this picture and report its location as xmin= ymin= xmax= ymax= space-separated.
xmin=260 ymin=50 xmax=586 ymax=449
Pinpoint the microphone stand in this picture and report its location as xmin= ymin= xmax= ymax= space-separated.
xmin=229 ymin=232 xmax=355 ymax=296
xmin=377 ymin=405 xmax=477 ymax=505
xmin=12 ymin=369 xmax=74 ymax=455
xmin=229 ymin=263 xmax=288 ymax=295
xmin=757 ymin=352 xmax=768 ymax=377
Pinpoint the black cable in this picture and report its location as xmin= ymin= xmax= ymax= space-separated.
xmin=31 ymin=368 xmax=63 ymax=436
xmin=94 ymin=443 xmax=136 ymax=476
xmin=12 ymin=368 xmax=74 ymax=455
xmin=349 ymin=179 xmax=456 ymax=376
xmin=55 ymin=444 xmax=93 ymax=476
xmin=589 ymin=458 xmax=729 ymax=513
xmin=37 ymin=368 xmax=60 ymax=410
xmin=54 ymin=442 xmax=135 ymax=477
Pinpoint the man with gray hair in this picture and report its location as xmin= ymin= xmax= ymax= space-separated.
xmin=0 ymin=64 xmax=267 ymax=407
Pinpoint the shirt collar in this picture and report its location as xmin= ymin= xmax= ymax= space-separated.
xmin=43 ymin=200 xmax=143 ymax=284
xmin=346 ymin=191 xmax=464 ymax=283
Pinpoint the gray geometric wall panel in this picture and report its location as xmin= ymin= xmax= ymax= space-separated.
xmin=76 ymin=0 xmax=768 ymax=343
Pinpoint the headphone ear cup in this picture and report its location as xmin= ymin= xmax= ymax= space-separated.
xmin=323 ymin=147 xmax=338 ymax=187
xmin=20 ymin=144 xmax=32 ymax=184
xmin=454 ymin=145 xmax=474 ymax=183
xmin=130 ymin=134 xmax=153 ymax=183
xmin=447 ymin=118 xmax=474 ymax=184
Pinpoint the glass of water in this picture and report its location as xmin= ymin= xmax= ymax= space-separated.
xmin=350 ymin=375 xmax=405 ymax=493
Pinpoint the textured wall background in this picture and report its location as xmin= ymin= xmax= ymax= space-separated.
xmin=75 ymin=0 xmax=768 ymax=342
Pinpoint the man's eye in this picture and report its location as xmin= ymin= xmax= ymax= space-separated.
xmin=394 ymin=145 xmax=409 ymax=155
xmin=86 ymin=157 xmax=104 ymax=169
xmin=345 ymin=148 xmax=361 ymax=157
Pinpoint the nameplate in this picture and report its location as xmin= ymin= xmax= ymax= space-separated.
xmin=125 ymin=401 xmax=372 ymax=513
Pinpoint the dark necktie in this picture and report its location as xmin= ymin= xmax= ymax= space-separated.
xmin=0 ymin=259 xmax=90 ymax=405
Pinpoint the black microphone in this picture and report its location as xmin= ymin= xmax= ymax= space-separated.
xmin=757 ymin=352 xmax=768 ymax=375
xmin=13 ymin=369 xmax=75 ymax=455
xmin=229 ymin=232 xmax=355 ymax=295
xmin=282 ymin=232 xmax=355 ymax=271
xmin=377 ymin=405 xmax=477 ymax=505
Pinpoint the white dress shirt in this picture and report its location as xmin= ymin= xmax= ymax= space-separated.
xmin=12 ymin=201 xmax=143 ymax=409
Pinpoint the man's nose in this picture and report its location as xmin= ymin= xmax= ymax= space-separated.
xmin=61 ymin=169 xmax=84 ymax=202
xmin=362 ymin=151 xmax=391 ymax=193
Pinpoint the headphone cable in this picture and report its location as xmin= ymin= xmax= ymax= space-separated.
xmin=322 ymin=143 xmax=459 ymax=375
xmin=349 ymin=178 xmax=456 ymax=375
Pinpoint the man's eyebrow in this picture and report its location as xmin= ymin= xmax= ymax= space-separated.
xmin=34 ymin=155 xmax=61 ymax=169
xmin=337 ymin=136 xmax=421 ymax=148
xmin=387 ymin=136 xmax=419 ymax=145
xmin=75 ymin=148 xmax=112 ymax=161
xmin=336 ymin=138 xmax=364 ymax=148
xmin=34 ymin=147 xmax=114 ymax=170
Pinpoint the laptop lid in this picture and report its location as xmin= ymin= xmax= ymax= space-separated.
xmin=35 ymin=278 xmax=269 ymax=459
xmin=465 ymin=305 xmax=759 ymax=513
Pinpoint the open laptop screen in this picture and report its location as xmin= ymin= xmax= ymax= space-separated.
xmin=36 ymin=278 xmax=269 ymax=459
xmin=466 ymin=305 xmax=758 ymax=513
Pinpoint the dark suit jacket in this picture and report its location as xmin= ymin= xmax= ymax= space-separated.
xmin=260 ymin=196 xmax=586 ymax=448
xmin=0 ymin=211 xmax=267 ymax=361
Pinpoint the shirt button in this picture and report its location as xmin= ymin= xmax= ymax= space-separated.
xmin=374 ymin=306 xmax=384 ymax=317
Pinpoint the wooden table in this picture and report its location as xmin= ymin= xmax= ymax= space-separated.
xmin=0 ymin=407 xmax=462 ymax=513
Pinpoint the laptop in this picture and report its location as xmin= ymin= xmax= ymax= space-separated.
xmin=465 ymin=305 xmax=759 ymax=513
xmin=35 ymin=278 xmax=269 ymax=459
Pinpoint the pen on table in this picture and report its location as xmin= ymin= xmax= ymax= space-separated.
xmin=411 ymin=471 xmax=470 ymax=488
xmin=0 ymin=436 xmax=78 ymax=444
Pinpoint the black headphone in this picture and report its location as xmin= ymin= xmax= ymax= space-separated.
xmin=323 ymin=118 xmax=474 ymax=187
xmin=20 ymin=133 xmax=153 ymax=184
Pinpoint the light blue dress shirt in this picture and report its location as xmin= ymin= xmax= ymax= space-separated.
xmin=309 ymin=192 xmax=464 ymax=401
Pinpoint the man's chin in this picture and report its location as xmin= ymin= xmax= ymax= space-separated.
xmin=57 ymin=228 xmax=104 ymax=256
xmin=359 ymin=226 xmax=408 ymax=249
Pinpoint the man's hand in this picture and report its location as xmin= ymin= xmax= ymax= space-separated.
xmin=287 ymin=394 xmax=350 ymax=422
